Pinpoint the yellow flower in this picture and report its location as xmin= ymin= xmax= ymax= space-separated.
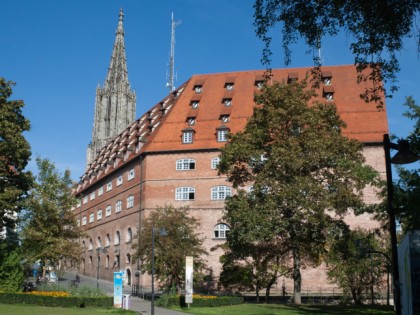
xmin=26 ymin=291 xmax=71 ymax=297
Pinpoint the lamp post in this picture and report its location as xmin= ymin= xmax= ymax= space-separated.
xmin=383 ymin=134 xmax=420 ymax=315
xmin=151 ymin=223 xmax=167 ymax=315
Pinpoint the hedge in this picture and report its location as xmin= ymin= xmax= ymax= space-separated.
xmin=155 ymin=293 xmax=244 ymax=308
xmin=0 ymin=292 xmax=113 ymax=308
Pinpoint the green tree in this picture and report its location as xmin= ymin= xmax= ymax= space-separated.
xmin=0 ymin=77 xmax=32 ymax=234
xmin=218 ymin=80 xmax=378 ymax=303
xmin=326 ymin=228 xmax=389 ymax=305
xmin=21 ymin=157 xmax=82 ymax=281
xmin=394 ymin=96 xmax=420 ymax=233
xmin=0 ymin=230 xmax=25 ymax=292
xmin=254 ymin=0 xmax=420 ymax=104
xmin=132 ymin=205 xmax=208 ymax=292
xmin=219 ymin=190 xmax=291 ymax=302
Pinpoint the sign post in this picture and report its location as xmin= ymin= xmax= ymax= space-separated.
xmin=185 ymin=256 xmax=193 ymax=307
xmin=114 ymin=271 xmax=123 ymax=308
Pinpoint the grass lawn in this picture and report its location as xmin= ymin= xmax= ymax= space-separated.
xmin=171 ymin=304 xmax=395 ymax=315
xmin=0 ymin=304 xmax=136 ymax=315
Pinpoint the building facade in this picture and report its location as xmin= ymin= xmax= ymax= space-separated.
xmin=86 ymin=9 xmax=136 ymax=167
xmin=74 ymin=66 xmax=388 ymax=292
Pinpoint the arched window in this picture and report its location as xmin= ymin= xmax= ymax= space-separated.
xmin=126 ymin=253 xmax=131 ymax=264
xmin=127 ymin=195 xmax=134 ymax=208
xmin=116 ymin=200 xmax=122 ymax=213
xmin=82 ymin=215 xmax=87 ymax=225
xmin=126 ymin=228 xmax=132 ymax=243
xmin=115 ymin=231 xmax=120 ymax=245
xmin=97 ymin=209 xmax=103 ymax=220
xmin=97 ymin=236 xmax=102 ymax=248
xmin=82 ymin=240 xmax=86 ymax=250
xmin=106 ymin=255 xmax=110 ymax=268
xmin=89 ymin=239 xmax=93 ymax=250
xmin=211 ymin=186 xmax=232 ymax=200
xmin=105 ymin=234 xmax=110 ymax=247
xmin=175 ymin=187 xmax=195 ymax=200
xmin=214 ymin=223 xmax=230 ymax=239
xmin=89 ymin=212 xmax=94 ymax=223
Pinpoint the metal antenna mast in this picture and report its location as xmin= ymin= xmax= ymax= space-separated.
xmin=166 ymin=13 xmax=180 ymax=92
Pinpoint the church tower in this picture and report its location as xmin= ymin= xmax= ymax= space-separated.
xmin=87 ymin=9 xmax=136 ymax=166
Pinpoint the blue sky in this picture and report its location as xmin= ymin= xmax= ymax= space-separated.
xmin=1 ymin=0 xmax=419 ymax=180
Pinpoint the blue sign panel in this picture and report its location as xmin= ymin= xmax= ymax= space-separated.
xmin=114 ymin=271 xmax=123 ymax=308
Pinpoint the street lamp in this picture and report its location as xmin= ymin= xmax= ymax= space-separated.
xmin=383 ymin=134 xmax=419 ymax=315
xmin=151 ymin=224 xmax=167 ymax=315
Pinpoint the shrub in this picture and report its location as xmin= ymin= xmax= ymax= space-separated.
xmin=155 ymin=293 xmax=244 ymax=308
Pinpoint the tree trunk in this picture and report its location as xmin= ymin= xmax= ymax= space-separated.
xmin=42 ymin=259 xmax=47 ymax=284
xmin=256 ymin=283 xmax=260 ymax=303
xmin=293 ymin=248 xmax=302 ymax=304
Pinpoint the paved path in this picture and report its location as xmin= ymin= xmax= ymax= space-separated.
xmin=62 ymin=271 xmax=189 ymax=315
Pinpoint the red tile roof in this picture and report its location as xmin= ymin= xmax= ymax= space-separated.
xmin=77 ymin=65 xmax=388 ymax=192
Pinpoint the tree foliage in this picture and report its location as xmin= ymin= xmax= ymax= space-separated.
xmin=0 ymin=78 xmax=32 ymax=234
xmin=219 ymin=190 xmax=292 ymax=302
xmin=0 ymin=230 xmax=25 ymax=292
xmin=132 ymin=205 xmax=208 ymax=292
xmin=218 ymin=80 xmax=379 ymax=303
xmin=394 ymin=96 xmax=420 ymax=233
xmin=326 ymin=228 xmax=390 ymax=305
xmin=254 ymin=0 xmax=420 ymax=104
xmin=21 ymin=157 xmax=81 ymax=279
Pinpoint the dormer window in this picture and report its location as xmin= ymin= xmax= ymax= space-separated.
xmin=182 ymin=128 xmax=195 ymax=144
xmin=216 ymin=125 xmax=229 ymax=142
xmin=194 ymin=85 xmax=202 ymax=93
xmin=223 ymin=98 xmax=232 ymax=107
xmin=221 ymin=115 xmax=230 ymax=123
xmin=322 ymin=70 xmax=332 ymax=85
xmin=255 ymin=80 xmax=264 ymax=89
xmin=188 ymin=117 xmax=196 ymax=126
xmin=323 ymin=85 xmax=335 ymax=101
xmin=225 ymin=83 xmax=234 ymax=91
xmin=191 ymin=101 xmax=199 ymax=109
xmin=288 ymin=73 xmax=298 ymax=84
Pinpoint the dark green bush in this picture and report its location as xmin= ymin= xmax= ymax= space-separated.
xmin=0 ymin=292 xmax=113 ymax=308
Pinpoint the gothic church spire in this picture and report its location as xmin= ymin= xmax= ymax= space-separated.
xmin=87 ymin=8 xmax=136 ymax=167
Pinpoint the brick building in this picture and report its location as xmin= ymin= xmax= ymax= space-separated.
xmin=73 ymin=65 xmax=388 ymax=292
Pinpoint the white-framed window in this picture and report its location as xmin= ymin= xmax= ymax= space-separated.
xmin=82 ymin=215 xmax=87 ymax=226
xmin=97 ymin=209 xmax=103 ymax=220
xmin=115 ymin=231 xmax=120 ymax=245
xmin=217 ymin=129 xmax=228 ymax=142
xmin=214 ymin=223 xmax=230 ymax=239
xmin=89 ymin=239 xmax=93 ymax=250
xmin=106 ymin=181 xmax=112 ymax=192
xmin=126 ymin=228 xmax=132 ymax=243
xmin=98 ymin=186 xmax=104 ymax=196
xmin=90 ymin=191 xmax=95 ymax=200
xmin=176 ymin=158 xmax=196 ymax=170
xmin=77 ymin=218 xmax=80 ymax=226
xmin=127 ymin=195 xmax=134 ymax=208
xmin=115 ymin=200 xmax=122 ymax=213
xmin=182 ymin=131 xmax=193 ymax=144
xmin=106 ymin=205 xmax=112 ymax=217
xmin=105 ymin=234 xmax=110 ymax=247
xmin=211 ymin=186 xmax=232 ymax=200
xmin=77 ymin=199 xmax=81 ymax=207
xmin=83 ymin=196 xmax=88 ymax=204
xmin=128 ymin=168 xmax=135 ymax=180
xmin=89 ymin=212 xmax=94 ymax=223
xmin=116 ymin=175 xmax=123 ymax=186
xmin=211 ymin=157 xmax=220 ymax=170
xmin=191 ymin=101 xmax=199 ymax=108
xmin=175 ymin=187 xmax=195 ymax=200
